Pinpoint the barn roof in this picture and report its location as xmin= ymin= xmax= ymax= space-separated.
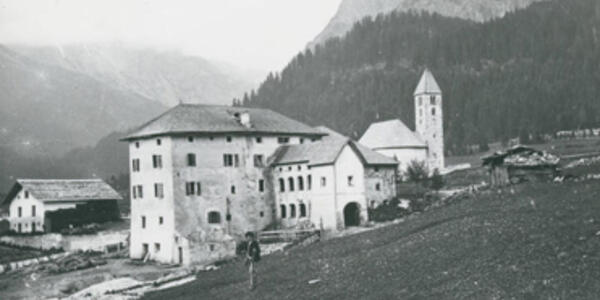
xmin=359 ymin=119 xmax=427 ymax=150
xmin=123 ymin=104 xmax=325 ymax=140
xmin=414 ymin=68 xmax=442 ymax=95
xmin=2 ymin=179 xmax=122 ymax=206
xmin=270 ymin=126 xmax=398 ymax=167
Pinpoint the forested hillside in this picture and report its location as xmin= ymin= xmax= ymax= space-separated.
xmin=241 ymin=0 xmax=600 ymax=155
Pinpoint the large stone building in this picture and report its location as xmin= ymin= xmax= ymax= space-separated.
xmin=123 ymin=105 xmax=398 ymax=265
xmin=360 ymin=69 xmax=445 ymax=173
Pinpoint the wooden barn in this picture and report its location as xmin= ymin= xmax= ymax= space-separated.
xmin=1 ymin=179 xmax=122 ymax=233
xmin=482 ymin=146 xmax=560 ymax=187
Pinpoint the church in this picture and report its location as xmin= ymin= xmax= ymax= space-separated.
xmin=359 ymin=69 xmax=445 ymax=173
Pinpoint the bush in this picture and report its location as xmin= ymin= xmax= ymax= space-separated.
xmin=368 ymin=198 xmax=410 ymax=223
xmin=405 ymin=160 xmax=429 ymax=186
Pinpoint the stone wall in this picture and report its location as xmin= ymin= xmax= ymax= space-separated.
xmin=0 ymin=230 xmax=128 ymax=252
xmin=364 ymin=166 xmax=397 ymax=208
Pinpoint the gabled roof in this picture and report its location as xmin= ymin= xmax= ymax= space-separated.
xmin=123 ymin=104 xmax=325 ymax=140
xmin=2 ymin=179 xmax=122 ymax=207
xmin=359 ymin=119 xmax=427 ymax=150
xmin=270 ymin=126 xmax=398 ymax=167
xmin=414 ymin=69 xmax=442 ymax=95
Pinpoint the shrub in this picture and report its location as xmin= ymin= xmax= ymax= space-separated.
xmin=368 ymin=198 xmax=410 ymax=223
xmin=405 ymin=160 xmax=429 ymax=186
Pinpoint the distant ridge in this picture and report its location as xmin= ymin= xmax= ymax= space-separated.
xmin=309 ymin=0 xmax=547 ymax=48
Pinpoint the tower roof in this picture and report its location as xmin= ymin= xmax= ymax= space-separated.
xmin=414 ymin=69 xmax=442 ymax=95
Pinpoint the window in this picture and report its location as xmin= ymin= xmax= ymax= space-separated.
xmin=430 ymin=95 xmax=436 ymax=104
xmin=24 ymin=191 xmax=29 ymax=199
xmin=159 ymin=216 xmax=164 ymax=225
xmin=226 ymin=136 xmax=232 ymax=143
xmin=141 ymin=216 xmax=146 ymax=229
xmin=431 ymin=107 xmax=436 ymax=116
xmin=321 ymin=177 xmax=327 ymax=187
xmin=290 ymin=204 xmax=296 ymax=218
xmin=256 ymin=137 xmax=262 ymax=143
xmin=31 ymin=205 xmax=36 ymax=217
xmin=375 ymin=183 xmax=381 ymax=191
xmin=155 ymin=243 xmax=161 ymax=252
xmin=188 ymin=136 xmax=194 ymax=142
xmin=152 ymin=155 xmax=163 ymax=169
xmin=209 ymin=244 xmax=215 ymax=251
xmin=209 ymin=136 xmax=214 ymax=141
xmin=298 ymin=165 xmax=302 ymax=171
xmin=419 ymin=97 xmax=423 ymax=106
xmin=279 ymin=178 xmax=285 ymax=192
xmin=278 ymin=137 xmax=289 ymax=144
xmin=156 ymin=139 xmax=161 ymax=145
xmin=135 ymin=142 xmax=140 ymax=148
xmin=259 ymin=211 xmax=264 ymax=217
xmin=231 ymin=185 xmax=236 ymax=194
xmin=187 ymin=153 xmax=196 ymax=166
xmin=208 ymin=211 xmax=221 ymax=224
xmin=280 ymin=205 xmax=287 ymax=218
xmin=253 ymin=154 xmax=264 ymax=167
xmin=307 ymin=175 xmax=312 ymax=190
xmin=419 ymin=109 xmax=423 ymax=117
xmin=347 ymin=176 xmax=354 ymax=187
xmin=18 ymin=224 xmax=21 ymax=233
xmin=298 ymin=176 xmax=304 ymax=191
xmin=132 ymin=159 xmax=140 ymax=172
xmin=185 ymin=182 xmax=201 ymax=196
xmin=154 ymin=183 xmax=164 ymax=199
xmin=300 ymin=138 xmax=305 ymax=144
xmin=18 ymin=206 xmax=22 ymax=217
xmin=258 ymin=179 xmax=265 ymax=192
xmin=133 ymin=185 xmax=143 ymax=199
xmin=299 ymin=203 xmax=307 ymax=217
xmin=223 ymin=154 xmax=239 ymax=167
xmin=288 ymin=177 xmax=295 ymax=191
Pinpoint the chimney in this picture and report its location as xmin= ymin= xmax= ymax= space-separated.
xmin=240 ymin=112 xmax=251 ymax=128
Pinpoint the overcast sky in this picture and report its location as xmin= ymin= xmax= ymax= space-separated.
xmin=0 ymin=0 xmax=342 ymax=71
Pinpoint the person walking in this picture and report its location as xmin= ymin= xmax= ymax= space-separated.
xmin=244 ymin=231 xmax=261 ymax=290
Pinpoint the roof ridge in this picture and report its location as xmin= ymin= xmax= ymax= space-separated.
xmin=18 ymin=179 xmax=103 ymax=182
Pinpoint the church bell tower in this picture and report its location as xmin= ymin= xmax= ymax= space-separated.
xmin=414 ymin=69 xmax=444 ymax=172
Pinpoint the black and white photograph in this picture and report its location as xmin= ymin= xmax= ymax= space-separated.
xmin=1 ymin=0 xmax=600 ymax=299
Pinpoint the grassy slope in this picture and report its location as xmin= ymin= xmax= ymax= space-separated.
xmin=146 ymin=180 xmax=600 ymax=299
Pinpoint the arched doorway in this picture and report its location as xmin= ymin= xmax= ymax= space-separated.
xmin=343 ymin=202 xmax=360 ymax=227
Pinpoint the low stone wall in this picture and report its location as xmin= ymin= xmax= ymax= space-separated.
xmin=0 ymin=230 xmax=128 ymax=252
xmin=0 ymin=252 xmax=69 ymax=274
xmin=66 ymin=231 xmax=127 ymax=252
xmin=0 ymin=234 xmax=62 ymax=250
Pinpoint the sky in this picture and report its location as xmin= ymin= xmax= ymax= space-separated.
xmin=0 ymin=0 xmax=342 ymax=71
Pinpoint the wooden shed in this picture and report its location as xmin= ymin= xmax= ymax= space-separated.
xmin=482 ymin=146 xmax=560 ymax=187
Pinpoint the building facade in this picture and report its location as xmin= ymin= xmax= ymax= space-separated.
xmin=124 ymin=105 xmax=326 ymax=265
xmin=271 ymin=127 xmax=398 ymax=232
xmin=1 ymin=179 xmax=122 ymax=233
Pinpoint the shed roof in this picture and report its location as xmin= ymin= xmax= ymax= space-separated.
xmin=359 ymin=119 xmax=427 ymax=150
xmin=482 ymin=145 xmax=560 ymax=167
xmin=123 ymin=104 xmax=325 ymax=140
xmin=414 ymin=68 xmax=442 ymax=95
xmin=2 ymin=179 xmax=122 ymax=207
xmin=271 ymin=126 xmax=398 ymax=167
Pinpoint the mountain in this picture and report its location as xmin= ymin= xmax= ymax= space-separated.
xmin=244 ymin=0 xmax=600 ymax=155
xmin=310 ymin=0 xmax=547 ymax=47
xmin=0 ymin=45 xmax=166 ymax=156
xmin=10 ymin=43 xmax=262 ymax=107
